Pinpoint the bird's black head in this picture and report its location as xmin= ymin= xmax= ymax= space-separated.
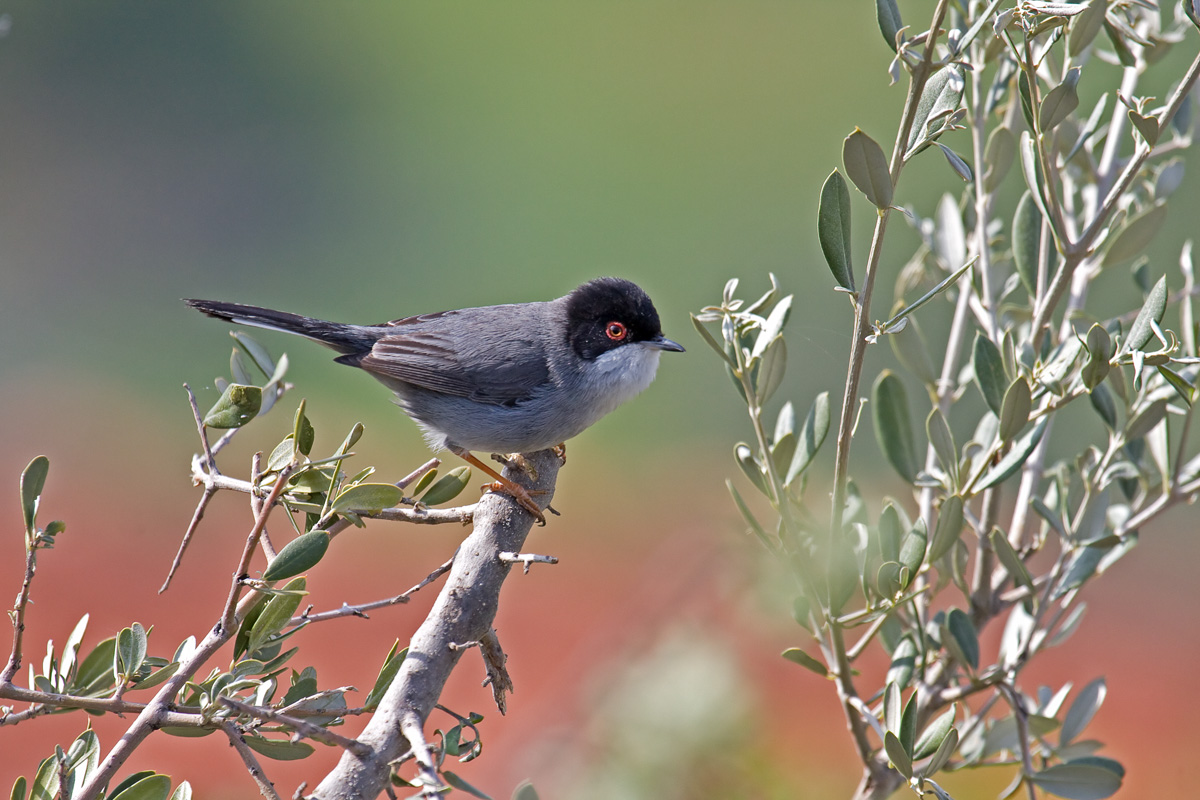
xmin=564 ymin=277 xmax=682 ymax=360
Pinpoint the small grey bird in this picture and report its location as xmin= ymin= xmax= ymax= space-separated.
xmin=185 ymin=277 xmax=683 ymax=521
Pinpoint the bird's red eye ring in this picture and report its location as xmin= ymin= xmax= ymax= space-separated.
xmin=605 ymin=321 xmax=628 ymax=341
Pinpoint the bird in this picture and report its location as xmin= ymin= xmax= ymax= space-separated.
xmin=185 ymin=277 xmax=684 ymax=522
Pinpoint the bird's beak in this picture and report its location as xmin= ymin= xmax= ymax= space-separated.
xmin=646 ymin=335 xmax=685 ymax=353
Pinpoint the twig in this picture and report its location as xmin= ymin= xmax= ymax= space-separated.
xmin=291 ymin=555 xmax=456 ymax=625
xmin=219 ymin=696 xmax=370 ymax=756
xmin=160 ymin=486 xmax=216 ymax=593
xmin=185 ymin=383 xmax=219 ymax=476
xmin=498 ymin=552 xmax=558 ymax=573
xmin=1 ymin=528 xmax=39 ymax=684
xmin=222 ymin=721 xmax=284 ymax=800
xmin=478 ymin=628 xmax=513 ymax=715
xmin=252 ymin=452 xmax=277 ymax=561
xmin=998 ymin=683 xmax=1038 ymax=800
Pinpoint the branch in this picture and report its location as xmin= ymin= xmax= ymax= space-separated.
xmin=310 ymin=448 xmax=561 ymax=799
xmin=223 ymin=721 xmax=285 ymax=800
xmin=76 ymin=467 xmax=296 ymax=800
xmin=291 ymin=555 xmax=456 ymax=626
xmin=219 ymin=696 xmax=370 ymax=756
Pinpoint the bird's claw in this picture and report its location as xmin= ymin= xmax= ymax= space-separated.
xmin=483 ymin=481 xmax=547 ymax=525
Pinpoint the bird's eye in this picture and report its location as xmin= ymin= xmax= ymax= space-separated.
xmin=605 ymin=321 xmax=628 ymax=341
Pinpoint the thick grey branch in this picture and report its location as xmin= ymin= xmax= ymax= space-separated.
xmin=310 ymin=449 xmax=560 ymax=800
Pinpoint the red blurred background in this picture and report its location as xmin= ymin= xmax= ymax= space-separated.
xmin=1 ymin=3 xmax=1198 ymax=798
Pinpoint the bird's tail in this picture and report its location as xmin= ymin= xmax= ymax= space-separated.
xmin=184 ymin=299 xmax=377 ymax=356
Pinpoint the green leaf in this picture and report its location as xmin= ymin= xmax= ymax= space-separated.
xmin=976 ymin=417 xmax=1049 ymax=492
xmin=929 ymin=495 xmax=964 ymax=562
xmin=898 ymin=522 xmax=927 ymax=586
xmin=872 ymin=371 xmax=919 ymax=483
xmin=875 ymin=0 xmax=903 ymax=50
xmin=1157 ymin=364 xmax=1195 ymax=406
xmin=1128 ymin=109 xmax=1159 ymax=146
xmin=989 ymin=529 xmax=1035 ymax=594
xmin=108 ymin=772 xmax=156 ymax=799
xmin=1019 ymin=131 xmax=1054 ymax=228
xmin=884 ymin=731 xmax=913 ymax=779
xmin=1125 ymin=398 xmax=1167 ymax=441
xmin=116 ymin=623 xmax=148 ymax=681
xmin=906 ymin=66 xmax=965 ymax=157
xmin=511 ymin=781 xmax=540 ymax=800
xmin=756 ymin=336 xmax=788 ymax=403
xmin=443 ymin=772 xmax=493 ymax=800
xmin=876 ymin=561 xmax=904 ymax=597
xmin=129 ymin=662 xmax=180 ymax=691
xmin=1082 ymin=324 xmax=1112 ymax=389
xmin=1104 ymin=205 xmax=1168 ymax=268
xmin=983 ymin=126 xmax=1016 ymax=192
xmin=690 ymin=314 xmax=734 ymax=366
xmin=781 ymin=647 xmax=828 ymax=677
xmin=230 ymin=331 xmax=276 ymax=380
xmin=242 ymin=736 xmax=316 ymax=762
xmin=887 ymin=636 xmax=917 ymax=689
xmin=331 ymin=483 xmax=405 ymax=514
xmin=11 ymin=777 xmax=26 ymax=800
xmin=935 ymin=143 xmax=973 ymax=182
xmin=262 ymin=531 xmax=330 ymax=582
xmin=72 ymin=637 xmax=117 ymax=696
xmin=945 ymin=608 xmax=979 ymax=670
xmin=926 ymin=409 xmax=958 ymax=486
xmin=420 ymin=466 xmax=472 ymax=506
xmin=973 ymin=332 xmax=1007 ymax=416
xmin=230 ymin=347 xmax=254 ymax=385
xmin=843 ymin=128 xmax=893 ymax=210
xmin=899 ymin=693 xmax=920 ymax=762
xmin=922 ymin=727 xmax=959 ymax=779
xmin=1013 ymin=191 xmax=1043 ymax=294
xmin=772 ymin=402 xmax=797 ymax=474
xmin=884 ymin=680 xmax=902 ymax=735
xmin=365 ymin=642 xmax=408 ymax=712
xmin=878 ymin=503 xmax=903 ymax=564
xmin=735 ymin=444 xmax=769 ymax=497
xmin=818 ymin=170 xmax=855 ymax=290
xmin=293 ymin=400 xmax=315 ymax=456
xmin=914 ymin=705 xmax=956 ymax=760
xmin=1120 ymin=275 xmax=1168 ymax=354
xmin=109 ymin=775 xmax=172 ymax=800
xmin=999 ymin=378 xmax=1032 ymax=442
xmin=170 ymin=782 xmax=193 ymax=800
xmin=1029 ymin=762 xmax=1122 ymax=800
xmin=752 ymin=296 xmax=793 ymax=361
xmin=203 ymin=383 xmax=262 ymax=429
xmin=727 ymin=480 xmax=770 ymax=547
xmin=247 ymin=577 xmax=306 ymax=655
xmin=1069 ymin=0 xmax=1107 ymax=55
xmin=1061 ymin=677 xmax=1106 ymax=746
xmin=786 ymin=391 xmax=830 ymax=485
xmin=1040 ymin=68 xmax=1082 ymax=132
xmin=1089 ymin=383 xmax=1118 ymax=430
xmin=20 ymin=455 xmax=50 ymax=537
xmin=891 ymin=317 xmax=937 ymax=386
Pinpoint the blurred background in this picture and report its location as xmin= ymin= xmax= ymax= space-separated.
xmin=0 ymin=2 xmax=1197 ymax=797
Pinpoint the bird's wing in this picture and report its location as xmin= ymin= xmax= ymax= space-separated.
xmin=351 ymin=308 xmax=552 ymax=406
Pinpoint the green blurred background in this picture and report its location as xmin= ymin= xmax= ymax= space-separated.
xmin=1 ymin=2 xmax=1198 ymax=798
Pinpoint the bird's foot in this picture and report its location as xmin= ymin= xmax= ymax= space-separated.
xmin=552 ymin=443 xmax=567 ymax=465
xmin=482 ymin=479 xmax=548 ymax=525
